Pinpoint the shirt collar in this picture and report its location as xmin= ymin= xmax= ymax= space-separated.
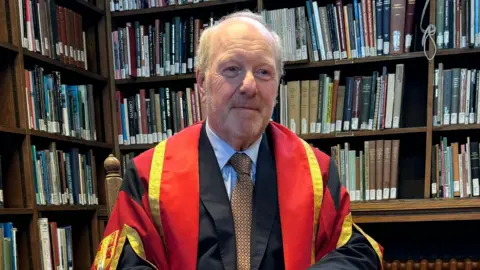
xmin=205 ymin=119 xmax=262 ymax=170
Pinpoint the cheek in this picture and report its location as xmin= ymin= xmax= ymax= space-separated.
xmin=209 ymin=74 xmax=235 ymax=102
xmin=258 ymin=81 xmax=278 ymax=106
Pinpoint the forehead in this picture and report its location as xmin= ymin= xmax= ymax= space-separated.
xmin=211 ymin=19 xmax=276 ymax=59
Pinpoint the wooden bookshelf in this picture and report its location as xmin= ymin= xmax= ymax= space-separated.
xmin=102 ymin=0 xmax=480 ymax=266
xmin=351 ymin=198 xmax=480 ymax=223
xmin=2 ymin=0 xmax=480 ymax=268
xmin=0 ymin=0 xmax=114 ymax=267
xmin=22 ymin=49 xmax=108 ymax=83
xmin=111 ymin=0 xmax=255 ymax=18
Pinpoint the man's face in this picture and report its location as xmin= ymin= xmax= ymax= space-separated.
xmin=198 ymin=20 xmax=279 ymax=145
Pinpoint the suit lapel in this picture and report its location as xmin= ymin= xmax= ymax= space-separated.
xmin=251 ymin=128 xmax=278 ymax=270
xmin=198 ymin=123 xmax=237 ymax=270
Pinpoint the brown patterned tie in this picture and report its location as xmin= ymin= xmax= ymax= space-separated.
xmin=229 ymin=153 xmax=253 ymax=270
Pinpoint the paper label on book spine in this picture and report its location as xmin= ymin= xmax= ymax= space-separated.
xmin=356 ymin=190 xmax=361 ymax=201
xmin=370 ymin=190 xmax=376 ymax=200
xmin=301 ymin=119 xmax=307 ymax=134
xmin=470 ymin=113 xmax=475 ymax=123
xmin=383 ymin=188 xmax=390 ymax=199
xmin=350 ymin=190 xmax=356 ymax=201
xmin=390 ymin=188 xmax=397 ymax=199
xmin=327 ymin=52 xmax=333 ymax=60
xmin=333 ymin=51 xmax=340 ymax=60
xmin=341 ymin=51 xmax=347 ymax=59
xmin=316 ymin=123 xmax=321 ymax=134
xmin=118 ymin=135 xmax=124 ymax=145
xmin=393 ymin=117 xmax=400 ymax=129
xmin=336 ymin=121 xmax=342 ymax=132
xmin=376 ymin=189 xmax=382 ymax=200
xmin=366 ymin=191 xmax=370 ymax=201
xmin=310 ymin=123 xmax=316 ymax=134
xmin=368 ymin=119 xmax=373 ymax=130
xmin=289 ymin=119 xmax=296 ymax=134
xmin=351 ymin=118 xmax=358 ymax=130
xmin=111 ymin=1 xmax=116 ymax=11
xmin=436 ymin=34 xmax=443 ymax=47
xmin=148 ymin=134 xmax=153 ymax=144
xmin=451 ymin=113 xmax=458 ymax=124
xmin=459 ymin=113 xmax=465 ymax=124
xmin=473 ymin=178 xmax=479 ymax=196
xmin=383 ymin=42 xmax=390 ymax=55
xmin=343 ymin=121 xmax=350 ymax=131
xmin=405 ymin=34 xmax=413 ymax=48
xmin=454 ymin=180 xmax=460 ymax=192
xmin=188 ymin=59 xmax=193 ymax=70
xmin=444 ymin=114 xmax=450 ymax=125
xmin=432 ymin=183 xmax=437 ymax=195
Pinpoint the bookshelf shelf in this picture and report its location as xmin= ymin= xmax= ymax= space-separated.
xmin=22 ymin=49 xmax=107 ymax=84
xmin=0 ymin=126 xmax=26 ymax=136
xmin=0 ymin=208 xmax=34 ymax=215
xmin=0 ymin=42 xmax=19 ymax=54
xmin=53 ymin=0 xmax=105 ymax=18
xmin=284 ymin=52 xmax=426 ymax=70
xmin=432 ymin=124 xmax=480 ymax=132
xmin=300 ymin=127 xmax=427 ymax=141
xmin=37 ymin=205 xmax=99 ymax=212
xmin=115 ymin=73 xmax=196 ymax=85
xmin=435 ymin=48 xmax=480 ymax=57
xmin=29 ymin=130 xmax=114 ymax=149
xmin=352 ymin=198 xmax=480 ymax=223
xmin=111 ymin=0 xmax=254 ymax=18
xmin=119 ymin=143 xmax=156 ymax=151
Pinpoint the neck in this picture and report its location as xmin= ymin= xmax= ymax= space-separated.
xmin=207 ymin=120 xmax=261 ymax=151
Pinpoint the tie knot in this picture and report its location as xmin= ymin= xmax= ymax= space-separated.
xmin=229 ymin=153 xmax=252 ymax=175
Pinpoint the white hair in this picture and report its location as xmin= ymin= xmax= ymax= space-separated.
xmin=196 ymin=10 xmax=284 ymax=80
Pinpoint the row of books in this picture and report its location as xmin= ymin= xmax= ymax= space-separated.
xmin=110 ymin=0 xmax=209 ymax=12
xmin=435 ymin=0 xmax=480 ymax=49
xmin=38 ymin=218 xmax=73 ymax=270
xmin=331 ymin=140 xmax=400 ymax=202
xmin=121 ymin=152 xmax=136 ymax=175
xmin=433 ymin=64 xmax=480 ymax=126
xmin=277 ymin=64 xmax=405 ymax=135
xmin=31 ymin=142 xmax=99 ymax=206
xmin=18 ymin=0 xmax=89 ymax=69
xmin=0 ymin=223 xmax=18 ymax=270
xmin=431 ymin=136 xmax=480 ymax=199
xmin=112 ymin=15 xmax=212 ymax=79
xmin=115 ymin=85 xmax=204 ymax=145
xmin=263 ymin=0 xmax=416 ymax=63
xmin=25 ymin=65 xmax=98 ymax=142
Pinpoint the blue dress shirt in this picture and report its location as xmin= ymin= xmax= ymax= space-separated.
xmin=205 ymin=120 xmax=262 ymax=200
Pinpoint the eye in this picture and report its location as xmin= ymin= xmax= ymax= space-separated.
xmin=223 ymin=66 xmax=242 ymax=77
xmin=256 ymin=68 xmax=273 ymax=79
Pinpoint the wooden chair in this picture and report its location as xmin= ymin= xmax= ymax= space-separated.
xmin=104 ymin=154 xmax=122 ymax=216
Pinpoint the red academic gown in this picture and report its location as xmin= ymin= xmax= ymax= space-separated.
xmin=92 ymin=121 xmax=384 ymax=270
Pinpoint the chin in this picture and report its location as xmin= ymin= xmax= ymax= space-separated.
xmin=227 ymin=117 xmax=267 ymax=139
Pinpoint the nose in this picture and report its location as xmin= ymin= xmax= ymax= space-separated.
xmin=239 ymin=70 xmax=257 ymax=97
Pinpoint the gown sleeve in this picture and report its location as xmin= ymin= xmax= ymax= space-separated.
xmin=309 ymin=150 xmax=384 ymax=270
xmin=91 ymin=159 xmax=168 ymax=270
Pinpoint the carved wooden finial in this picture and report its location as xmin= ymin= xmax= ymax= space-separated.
xmin=104 ymin=154 xmax=122 ymax=216
xmin=104 ymin=154 xmax=121 ymax=177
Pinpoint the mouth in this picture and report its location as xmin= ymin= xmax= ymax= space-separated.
xmin=232 ymin=106 xmax=258 ymax=112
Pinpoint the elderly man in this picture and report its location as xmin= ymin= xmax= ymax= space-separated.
xmin=92 ymin=10 xmax=383 ymax=270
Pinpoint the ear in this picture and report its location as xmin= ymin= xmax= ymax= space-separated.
xmin=196 ymin=68 xmax=207 ymax=104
